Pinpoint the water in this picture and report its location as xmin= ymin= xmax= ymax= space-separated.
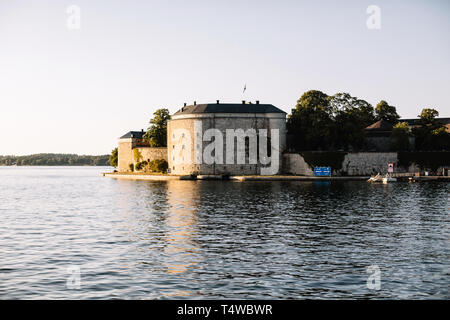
xmin=0 ymin=166 xmax=448 ymax=299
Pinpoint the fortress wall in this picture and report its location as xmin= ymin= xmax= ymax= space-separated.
xmin=282 ymin=153 xmax=314 ymax=176
xmin=118 ymin=137 xmax=167 ymax=172
xmin=283 ymin=152 xmax=450 ymax=176
xmin=167 ymin=114 xmax=286 ymax=175
xmin=167 ymin=117 xmax=196 ymax=175
xmin=136 ymin=147 xmax=168 ymax=163
xmin=343 ymin=152 xmax=398 ymax=176
xmin=118 ymin=139 xmax=133 ymax=172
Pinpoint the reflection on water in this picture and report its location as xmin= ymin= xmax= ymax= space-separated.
xmin=0 ymin=167 xmax=448 ymax=299
xmin=164 ymin=181 xmax=200 ymax=275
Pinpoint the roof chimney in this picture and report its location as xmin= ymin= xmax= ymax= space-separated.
xmin=141 ymin=129 xmax=144 ymax=133
xmin=216 ymin=100 xmax=220 ymax=104
xmin=194 ymin=101 xmax=197 ymax=105
xmin=242 ymin=100 xmax=245 ymax=104
xmin=184 ymin=103 xmax=187 ymax=107
xmin=256 ymin=100 xmax=260 ymax=104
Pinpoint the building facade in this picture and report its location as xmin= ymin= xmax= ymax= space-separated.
xmin=167 ymin=101 xmax=287 ymax=175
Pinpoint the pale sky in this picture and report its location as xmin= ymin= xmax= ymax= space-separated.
xmin=0 ymin=0 xmax=449 ymax=155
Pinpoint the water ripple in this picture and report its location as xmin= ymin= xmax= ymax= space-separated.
xmin=0 ymin=167 xmax=448 ymax=299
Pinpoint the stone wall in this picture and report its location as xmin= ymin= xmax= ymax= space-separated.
xmin=118 ymin=139 xmax=133 ymax=172
xmin=167 ymin=113 xmax=286 ymax=175
xmin=118 ymin=137 xmax=167 ymax=172
xmin=342 ymin=152 xmax=398 ymax=175
xmin=167 ymin=117 xmax=196 ymax=175
xmin=282 ymin=153 xmax=314 ymax=176
xmin=283 ymin=151 xmax=450 ymax=176
xmin=137 ymin=147 xmax=168 ymax=163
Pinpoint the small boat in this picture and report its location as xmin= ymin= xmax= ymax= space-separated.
xmin=367 ymin=173 xmax=382 ymax=182
xmin=368 ymin=173 xmax=397 ymax=183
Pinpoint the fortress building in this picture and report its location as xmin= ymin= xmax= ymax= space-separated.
xmin=118 ymin=101 xmax=287 ymax=175
xmin=168 ymin=101 xmax=286 ymax=175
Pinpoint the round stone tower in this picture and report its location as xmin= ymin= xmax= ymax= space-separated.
xmin=167 ymin=101 xmax=286 ymax=176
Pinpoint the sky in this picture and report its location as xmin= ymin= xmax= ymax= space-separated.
xmin=0 ymin=0 xmax=449 ymax=155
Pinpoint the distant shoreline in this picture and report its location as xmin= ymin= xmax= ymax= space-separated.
xmin=0 ymin=165 xmax=111 ymax=167
xmin=0 ymin=153 xmax=110 ymax=166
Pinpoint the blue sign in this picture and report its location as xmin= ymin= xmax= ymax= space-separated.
xmin=314 ymin=167 xmax=331 ymax=177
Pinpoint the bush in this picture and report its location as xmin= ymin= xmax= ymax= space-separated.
xmin=135 ymin=161 xmax=148 ymax=171
xmin=148 ymin=159 xmax=168 ymax=173
xmin=129 ymin=163 xmax=134 ymax=172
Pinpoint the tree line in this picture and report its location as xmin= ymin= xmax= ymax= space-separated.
xmin=0 ymin=154 xmax=110 ymax=166
xmin=287 ymin=90 xmax=450 ymax=151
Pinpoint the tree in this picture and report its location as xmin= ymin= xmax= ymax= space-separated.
xmin=417 ymin=108 xmax=439 ymax=125
xmin=375 ymin=100 xmax=400 ymax=123
xmin=328 ymin=93 xmax=375 ymax=150
xmin=133 ymin=148 xmax=142 ymax=162
xmin=287 ymin=90 xmax=333 ymax=150
xmin=414 ymin=108 xmax=450 ymax=150
xmin=329 ymin=93 xmax=375 ymax=124
xmin=430 ymin=127 xmax=450 ymax=150
xmin=135 ymin=160 xmax=147 ymax=171
xmin=109 ymin=148 xmax=118 ymax=167
xmin=389 ymin=122 xmax=411 ymax=151
xmin=149 ymin=159 xmax=168 ymax=173
xmin=143 ymin=108 xmax=170 ymax=147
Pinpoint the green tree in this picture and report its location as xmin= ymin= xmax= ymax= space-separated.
xmin=430 ymin=127 xmax=450 ymax=150
xmin=287 ymin=90 xmax=333 ymax=150
xmin=133 ymin=148 xmax=142 ymax=162
xmin=389 ymin=122 xmax=411 ymax=151
xmin=328 ymin=92 xmax=375 ymax=150
xmin=329 ymin=93 xmax=375 ymax=124
xmin=109 ymin=147 xmax=118 ymax=167
xmin=148 ymin=159 xmax=168 ymax=173
xmin=375 ymin=100 xmax=400 ymax=123
xmin=143 ymin=108 xmax=170 ymax=147
xmin=414 ymin=108 xmax=450 ymax=150
xmin=135 ymin=160 xmax=147 ymax=171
